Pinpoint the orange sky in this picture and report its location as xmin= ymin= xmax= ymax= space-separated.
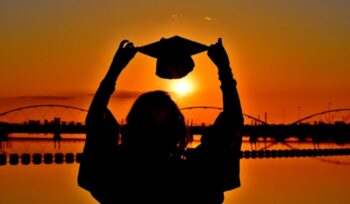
xmin=1 ymin=0 xmax=350 ymax=124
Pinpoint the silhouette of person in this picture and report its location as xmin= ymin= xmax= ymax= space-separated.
xmin=78 ymin=38 xmax=243 ymax=204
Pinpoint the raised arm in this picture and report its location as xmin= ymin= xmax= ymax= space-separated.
xmin=195 ymin=38 xmax=243 ymax=192
xmin=78 ymin=40 xmax=136 ymax=198
xmin=208 ymin=38 xmax=243 ymax=124
xmin=201 ymin=38 xmax=244 ymax=150
xmin=86 ymin=40 xmax=137 ymax=129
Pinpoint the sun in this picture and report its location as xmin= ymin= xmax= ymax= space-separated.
xmin=171 ymin=78 xmax=194 ymax=96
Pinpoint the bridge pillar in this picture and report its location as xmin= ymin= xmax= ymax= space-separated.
xmin=53 ymin=117 xmax=61 ymax=141
xmin=0 ymin=123 xmax=9 ymax=141
xmin=0 ymin=132 xmax=8 ymax=141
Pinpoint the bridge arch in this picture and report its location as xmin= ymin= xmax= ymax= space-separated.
xmin=290 ymin=108 xmax=350 ymax=125
xmin=0 ymin=104 xmax=269 ymax=125
xmin=0 ymin=104 xmax=88 ymax=117
xmin=180 ymin=106 xmax=268 ymax=125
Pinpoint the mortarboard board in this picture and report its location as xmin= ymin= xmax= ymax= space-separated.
xmin=137 ymin=36 xmax=208 ymax=79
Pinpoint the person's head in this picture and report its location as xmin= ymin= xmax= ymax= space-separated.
xmin=122 ymin=91 xmax=188 ymax=158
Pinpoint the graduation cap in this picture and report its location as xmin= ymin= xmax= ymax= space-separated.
xmin=137 ymin=36 xmax=208 ymax=79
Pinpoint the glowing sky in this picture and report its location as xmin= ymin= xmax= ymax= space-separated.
xmin=1 ymin=0 xmax=350 ymax=123
xmin=1 ymin=2 xmax=350 ymax=204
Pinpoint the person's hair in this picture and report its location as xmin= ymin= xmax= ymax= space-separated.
xmin=122 ymin=91 xmax=188 ymax=157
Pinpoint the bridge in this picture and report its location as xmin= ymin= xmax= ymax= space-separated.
xmin=1 ymin=104 xmax=350 ymax=142
xmin=181 ymin=106 xmax=350 ymax=143
xmin=291 ymin=108 xmax=350 ymax=125
xmin=1 ymin=104 xmax=350 ymax=166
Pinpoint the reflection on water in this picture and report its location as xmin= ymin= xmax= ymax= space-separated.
xmin=1 ymin=134 xmax=350 ymax=163
xmin=1 ymin=134 xmax=350 ymax=204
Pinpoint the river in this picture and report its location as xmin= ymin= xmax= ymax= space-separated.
xmin=1 ymin=134 xmax=350 ymax=204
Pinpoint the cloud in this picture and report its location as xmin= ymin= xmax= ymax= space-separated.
xmin=171 ymin=14 xmax=179 ymax=18
xmin=111 ymin=90 xmax=142 ymax=99
xmin=0 ymin=90 xmax=142 ymax=101
xmin=6 ymin=95 xmax=76 ymax=100
xmin=204 ymin=16 xmax=212 ymax=21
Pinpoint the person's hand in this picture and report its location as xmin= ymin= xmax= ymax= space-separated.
xmin=111 ymin=40 xmax=137 ymax=70
xmin=207 ymin=38 xmax=230 ymax=68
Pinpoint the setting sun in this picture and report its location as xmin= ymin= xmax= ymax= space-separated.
xmin=171 ymin=78 xmax=195 ymax=96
